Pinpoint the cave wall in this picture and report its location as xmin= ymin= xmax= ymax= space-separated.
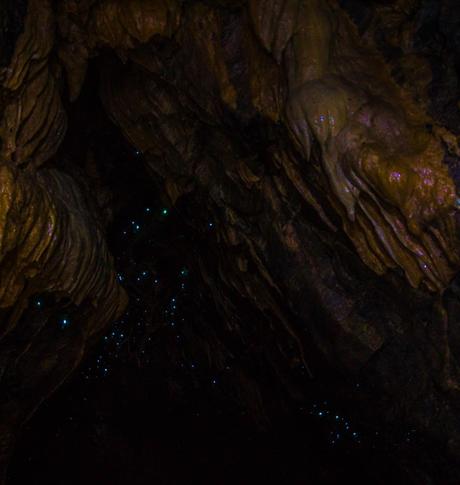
xmin=1 ymin=0 xmax=460 ymax=482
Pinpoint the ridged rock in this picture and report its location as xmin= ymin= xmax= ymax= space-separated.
xmin=250 ymin=0 xmax=459 ymax=290
xmin=2 ymin=0 xmax=460 ymax=481
xmin=0 ymin=0 xmax=67 ymax=168
xmin=0 ymin=161 xmax=127 ymax=476
xmin=89 ymin=0 xmax=460 ymax=292
xmin=0 ymin=0 xmax=127 ymax=478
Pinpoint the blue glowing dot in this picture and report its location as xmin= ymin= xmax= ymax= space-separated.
xmin=145 ymin=207 xmax=151 ymax=213
xmin=36 ymin=300 xmax=43 ymax=308
xmin=208 ymin=222 xmax=214 ymax=228
xmin=161 ymin=208 xmax=169 ymax=216
xmin=60 ymin=318 xmax=70 ymax=329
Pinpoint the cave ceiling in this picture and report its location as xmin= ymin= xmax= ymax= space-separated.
xmin=2 ymin=0 xmax=460 ymax=482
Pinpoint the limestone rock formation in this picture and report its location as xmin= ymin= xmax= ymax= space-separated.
xmin=0 ymin=0 xmax=127 ymax=478
xmin=2 ymin=0 xmax=460 ymax=482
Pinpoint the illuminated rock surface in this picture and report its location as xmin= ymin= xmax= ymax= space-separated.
xmin=2 ymin=0 xmax=460 ymax=483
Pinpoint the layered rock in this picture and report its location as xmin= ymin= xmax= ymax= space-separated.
xmin=0 ymin=0 xmax=127 ymax=479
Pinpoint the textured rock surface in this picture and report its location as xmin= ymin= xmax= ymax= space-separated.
xmin=0 ymin=163 xmax=127 ymax=474
xmin=0 ymin=0 xmax=67 ymax=168
xmin=0 ymin=0 xmax=127 ymax=479
xmin=93 ymin=0 xmax=460 ymax=291
xmin=2 ymin=0 xmax=460 ymax=482
xmin=253 ymin=0 xmax=459 ymax=291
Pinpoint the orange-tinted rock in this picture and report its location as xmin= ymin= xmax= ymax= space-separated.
xmin=250 ymin=0 xmax=459 ymax=290
xmin=0 ymin=0 xmax=66 ymax=168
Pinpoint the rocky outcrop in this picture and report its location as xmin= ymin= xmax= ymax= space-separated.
xmin=0 ymin=0 xmax=126 ymax=479
xmin=0 ymin=0 xmax=66 ymax=169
